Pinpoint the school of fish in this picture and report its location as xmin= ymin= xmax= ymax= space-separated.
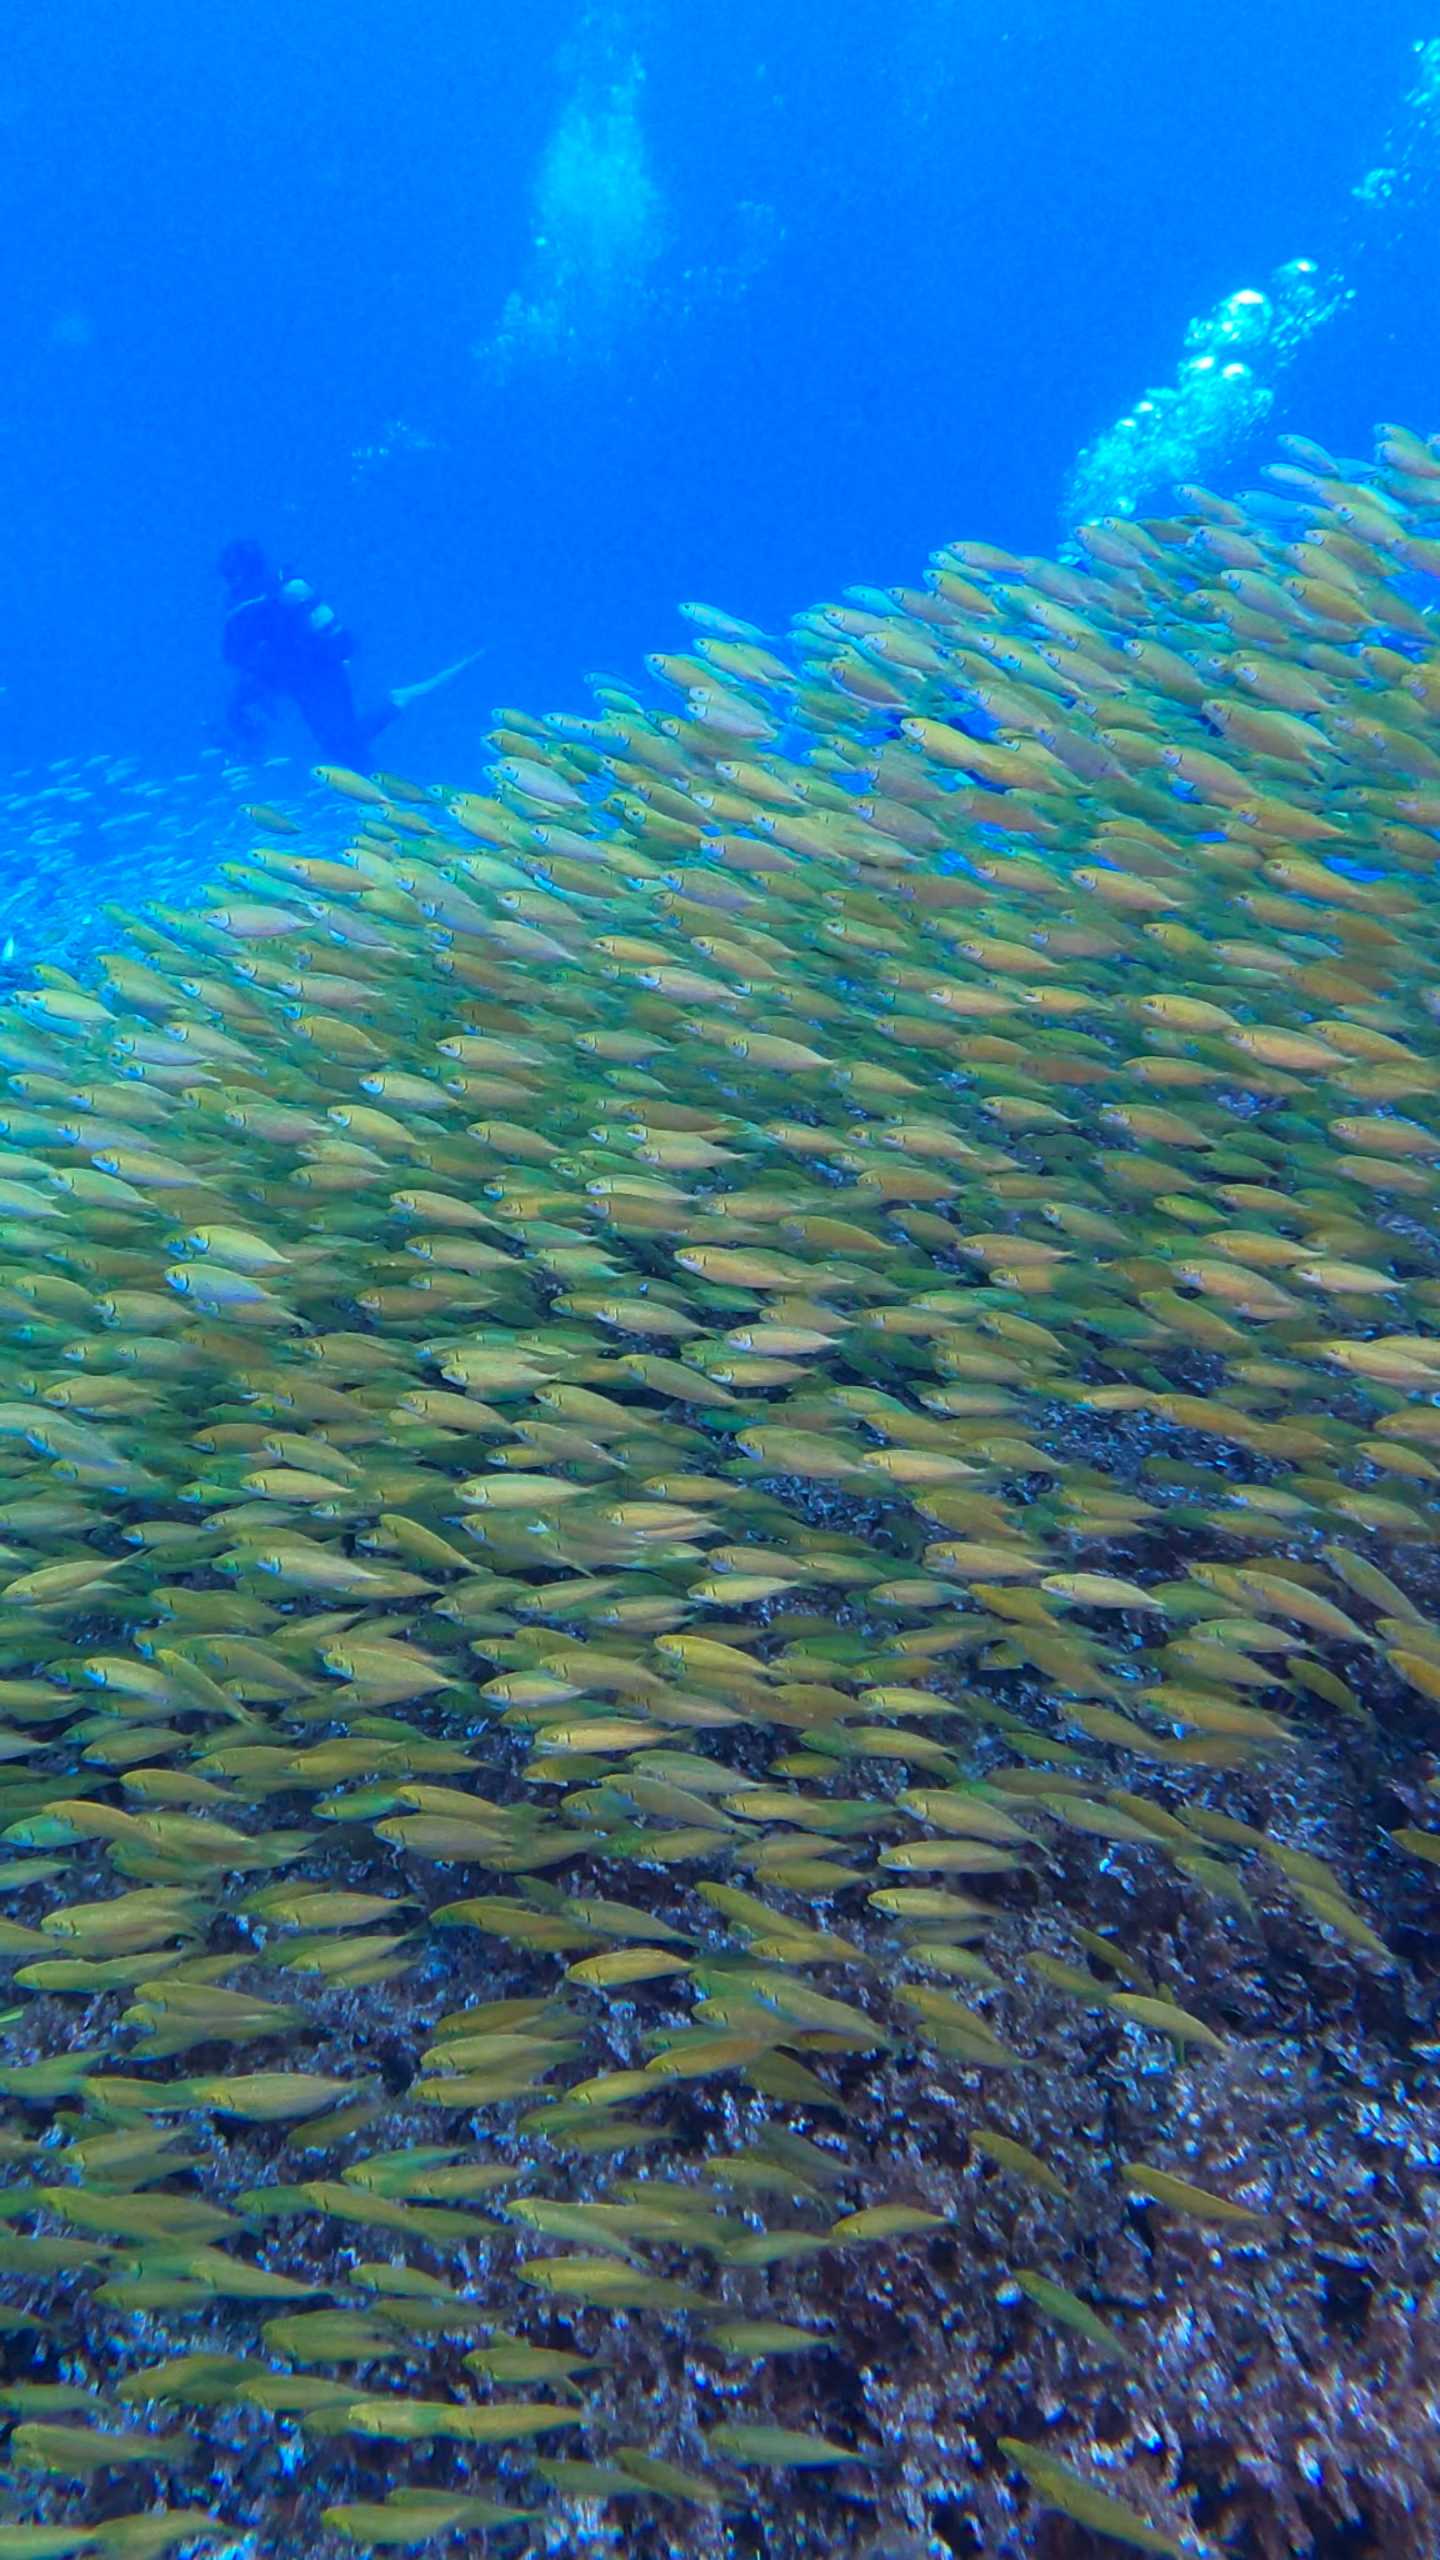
xmin=0 ymin=420 xmax=1439 ymax=2560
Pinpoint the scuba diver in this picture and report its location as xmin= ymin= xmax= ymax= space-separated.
xmin=218 ymin=540 xmax=476 ymax=769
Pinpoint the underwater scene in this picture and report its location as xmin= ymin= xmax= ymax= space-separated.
xmin=3 ymin=4 xmax=1440 ymax=2556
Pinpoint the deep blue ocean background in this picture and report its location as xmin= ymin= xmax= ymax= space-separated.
xmin=1 ymin=0 xmax=1437 ymax=796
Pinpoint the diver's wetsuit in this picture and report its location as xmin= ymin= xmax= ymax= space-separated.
xmin=221 ymin=568 xmax=396 ymax=769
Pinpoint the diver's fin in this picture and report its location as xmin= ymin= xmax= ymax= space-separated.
xmin=389 ymin=651 xmax=484 ymax=713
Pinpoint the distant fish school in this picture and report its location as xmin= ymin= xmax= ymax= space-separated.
xmin=0 ymin=423 xmax=1437 ymax=2559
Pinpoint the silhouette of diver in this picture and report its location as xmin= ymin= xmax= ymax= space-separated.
xmin=218 ymin=540 xmax=475 ymax=769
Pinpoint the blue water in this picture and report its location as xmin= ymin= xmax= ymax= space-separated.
xmin=0 ymin=0 xmax=1435 ymax=795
